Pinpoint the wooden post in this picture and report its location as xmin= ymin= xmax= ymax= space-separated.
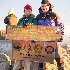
xmin=20 ymin=60 xmax=22 ymax=70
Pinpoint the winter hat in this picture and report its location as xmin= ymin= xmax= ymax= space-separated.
xmin=24 ymin=4 xmax=32 ymax=12
xmin=41 ymin=0 xmax=54 ymax=8
xmin=41 ymin=0 xmax=49 ymax=5
xmin=8 ymin=8 xmax=14 ymax=15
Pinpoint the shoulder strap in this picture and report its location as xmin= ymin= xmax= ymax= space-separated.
xmin=54 ymin=19 xmax=57 ymax=26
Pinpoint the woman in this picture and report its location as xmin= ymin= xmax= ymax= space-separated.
xmin=18 ymin=4 xmax=38 ymax=26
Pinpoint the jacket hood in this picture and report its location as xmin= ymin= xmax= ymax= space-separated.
xmin=8 ymin=8 xmax=14 ymax=15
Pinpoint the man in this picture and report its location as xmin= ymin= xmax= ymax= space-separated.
xmin=4 ymin=8 xmax=17 ymax=34
xmin=36 ymin=0 xmax=64 ymax=70
xmin=4 ymin=8 xmax=17 ymax=25
xmin=18 ymin=4 xmax=38 ymax=70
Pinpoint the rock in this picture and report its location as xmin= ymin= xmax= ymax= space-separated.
xmin=0 ymin=36 xmax=5 ymax=40
xmin=0 ymin=53 xmax=10 ymax=70
xmin=61 ymin=44 xmax=70 ymax=70
xmin=12 ymin=59 xmax=20 ymax=70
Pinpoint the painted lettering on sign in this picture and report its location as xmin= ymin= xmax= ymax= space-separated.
xmin=12 ymin=40 xmax=56 ymax=62
xmin=6 ymin=25 xmax=61 ymax=41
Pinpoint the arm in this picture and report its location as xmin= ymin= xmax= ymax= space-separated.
xmin=57 ymin=19 xmax=64 ymax=42
xmin=57 ymin=19 xmax=64 ymax=36
xmin=52 ymin=12 xmax=64 ymax=41
xmin=17 ymin=18 xmax=23 ymax=25
xmin=54 ymin=12 xmax=64 ymax=36
xmin=4 ymin=16 xmax=9 ymax=24
xmin=32 ymin=18 xmax=38 ymax=25
xmin=36 ymin=14 xmax=41 ymax=25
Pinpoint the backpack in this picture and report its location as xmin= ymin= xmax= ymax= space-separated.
xmin=8 ymin=14 xmax=17 ymax=25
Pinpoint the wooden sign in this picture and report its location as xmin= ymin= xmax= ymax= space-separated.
xmin=6 ymin=25 xmax=61 ymax=41
xmin=12 ymin=40 xmax=57 ymax=63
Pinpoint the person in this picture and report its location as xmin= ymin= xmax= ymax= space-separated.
xmin=4 ymin=8 xmax=17 ymax=34
xmin=4 ymin=8 xmax=17 ymax=25
xmin=17 ymin=4 xmax=38 ymax=26
xmin=36 ymin=0 xmax=64 ymax=70
xmin=17 ymin=4 xmax=38 ymax=70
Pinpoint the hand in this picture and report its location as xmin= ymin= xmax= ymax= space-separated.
xmin=58 ymin=36 xmax=63 ymax=42
xmin=60 ymin=36 xmax=63 ymax=41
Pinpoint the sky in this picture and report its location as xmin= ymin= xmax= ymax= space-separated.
xmin=0 ymin=0 xmax=70 ymax=45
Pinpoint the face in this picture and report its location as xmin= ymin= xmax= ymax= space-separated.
xmin=41 ymin=4 xmax=49 ymax=13
xmin=24 ymin=9 xmax=32 ymax=17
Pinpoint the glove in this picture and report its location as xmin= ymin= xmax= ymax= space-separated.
xmin=58 ymin=36 xmax=63 ymax=42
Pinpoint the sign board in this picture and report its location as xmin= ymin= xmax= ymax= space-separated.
xmin=6 ymin=25 xmax=61 ymax=41
xmin=12 ymin=40 xmax=57 ymax=63
xmin=0 ymin=40 xmax=12 ymax=60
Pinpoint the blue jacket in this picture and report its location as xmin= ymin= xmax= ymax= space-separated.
xmin=36 ymin=7 xmax=64 ymax=35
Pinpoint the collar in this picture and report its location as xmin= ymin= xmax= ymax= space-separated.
xmin=23 ymin=14 xmax=35 ymax=18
